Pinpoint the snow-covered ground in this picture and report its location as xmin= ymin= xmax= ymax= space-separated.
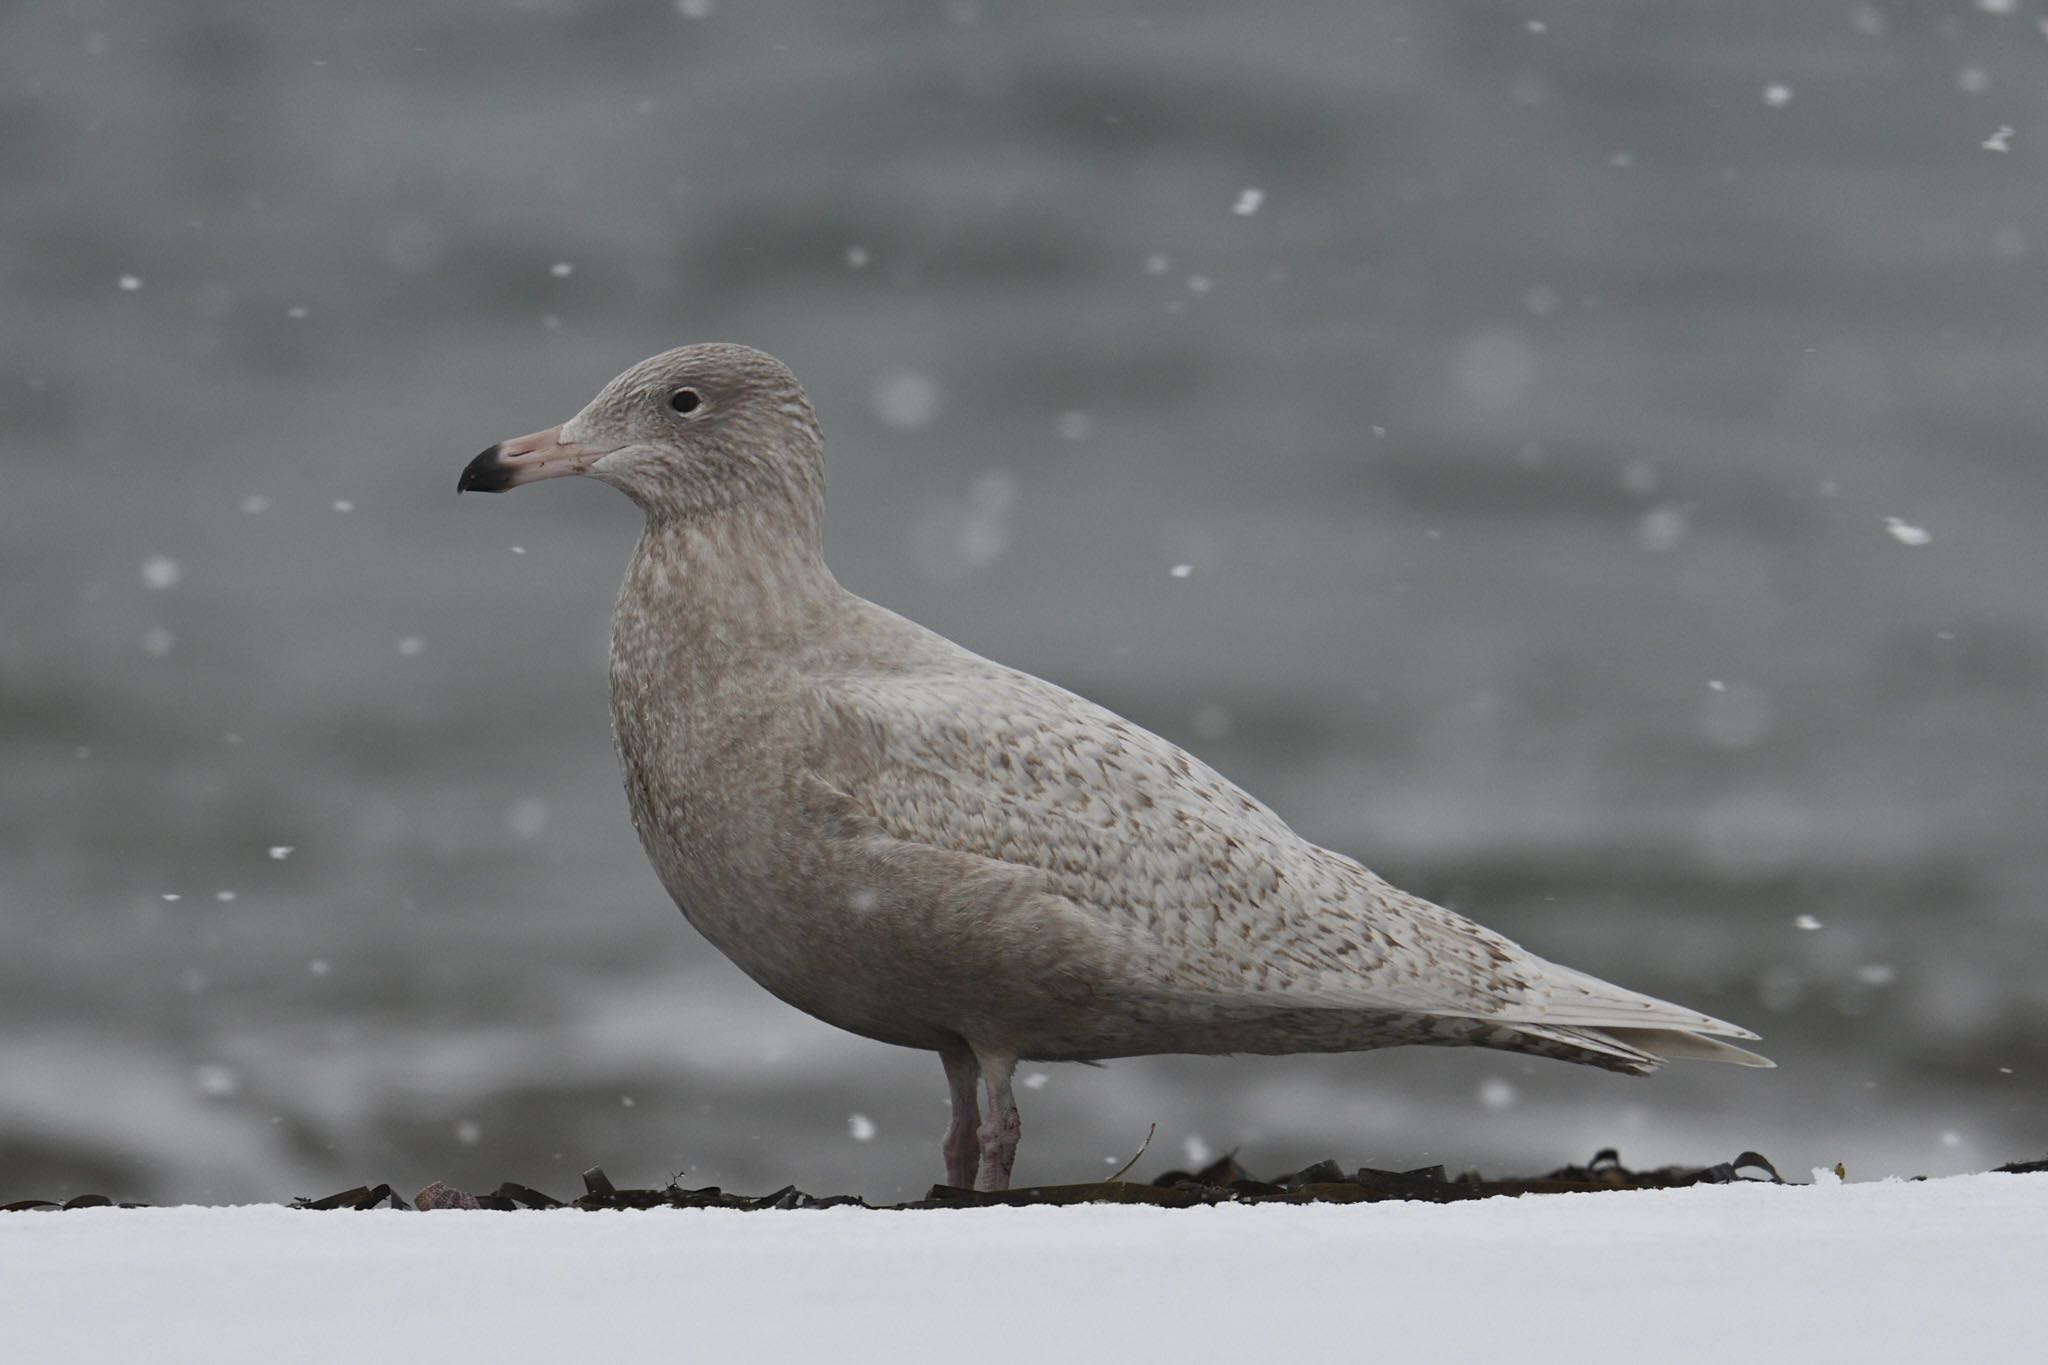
xmin=5 ymin=1173 xmax=2041 ymax=1364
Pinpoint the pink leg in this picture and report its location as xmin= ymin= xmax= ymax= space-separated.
xmin=974 ymin=1053 xmax=1022 ymax=1193
xmin=939 ymin=1046 xmax=982 ymax=1190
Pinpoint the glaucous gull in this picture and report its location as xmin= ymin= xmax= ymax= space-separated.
xmin=459 ymin=343 xmax=1770 ymax=1193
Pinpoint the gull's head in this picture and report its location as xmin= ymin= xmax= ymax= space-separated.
xmin=459 ymin=343 xmax=824 ymax=520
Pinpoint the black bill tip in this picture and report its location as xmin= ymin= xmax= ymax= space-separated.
xmin=457 ymin=444 xmax=512 ymax=494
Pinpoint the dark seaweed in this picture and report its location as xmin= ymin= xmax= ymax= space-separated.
xmin=7 ymin=1148 xmax=2036 ymax=1214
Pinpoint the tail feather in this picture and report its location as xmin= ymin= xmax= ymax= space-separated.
xmin=1596 ymin=1026 xmax=1775 ymax=1068
xmin=1502 ymin=1021 xmax=1775 ymax=1073
xmin=1457 ymin=949 xmax=1776 ymax=1073
xmin=1520 ymin=962 xmax=1762 ymax=1041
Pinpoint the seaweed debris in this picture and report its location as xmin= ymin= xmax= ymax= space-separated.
xmin=12 ymin=1148 xmax=2042 ymax=1214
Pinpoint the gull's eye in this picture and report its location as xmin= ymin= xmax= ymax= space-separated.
xmin=668 ymin=388 xmax=702 ymax=415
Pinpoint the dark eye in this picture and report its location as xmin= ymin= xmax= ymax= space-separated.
xmin=668 ymin=388 xmax=702 ymax=414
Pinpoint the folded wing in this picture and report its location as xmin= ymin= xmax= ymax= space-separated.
xmin=811 ymin=659 xmax=1768 ymax=1067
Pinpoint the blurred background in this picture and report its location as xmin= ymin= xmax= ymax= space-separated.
xmin=3 ymin=0 xmax=2044 ymax=1205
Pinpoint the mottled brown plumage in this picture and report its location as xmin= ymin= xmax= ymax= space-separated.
xmin=462 ymin=342 xmax=1770 ymax=1192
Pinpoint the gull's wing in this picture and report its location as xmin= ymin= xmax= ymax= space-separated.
xmin=809 ymin=660 xmax=1763 ymax=1054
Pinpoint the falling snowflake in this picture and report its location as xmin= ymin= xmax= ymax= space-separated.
xmin=140 ymin=555 xmax=183 ymax=591
xmin=1883 ymin=516 xmax=1931 ymax=547
xmin=848 ymin=1113 xmax=877 ymax=1142
xmin=872 ymin=371 xmax=943 ymax=431
xmin=194 ymin=1063 xmax=240 ymax=1098
xmin=1983 ymin=125 xmax=2015 ymax=153
xmin=1636 ymin=506 xmax=1688 ymax=552
xmin=1762 ymin=83 xmax=1793 ymax=107
xmin=1795 ymin=914 xmax=1823 ymax=931
xmin=1231 ymin=187 xmax=1265 ymax=216
xmin=506 ymin=798 xmax=551 ymax=838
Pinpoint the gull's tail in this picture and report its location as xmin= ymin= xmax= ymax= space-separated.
xmin=1493 ymin=961 xmax=1775 ymax=1074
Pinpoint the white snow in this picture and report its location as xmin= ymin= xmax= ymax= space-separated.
xmin=3 ymin=1175 xmax=2042 ymax=1364
xmin=505 ymin=798 xmax=551 ymax=838
xmin=1883 ymin=515 xmax=1931 ymax=546
xmin=1636 ymin=505 xmax=1687 ymax=552
xmin=872 ymin=371 xmax=943 ymax=431
xmin=1475 ymin=1076 xmax=1519 ymax=1111
xmin=140 ymin=555 xmax=183 ymax=591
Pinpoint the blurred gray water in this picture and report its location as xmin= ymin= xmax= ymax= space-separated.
xmin=3 ymin=0 xmax=2045 ymax=1204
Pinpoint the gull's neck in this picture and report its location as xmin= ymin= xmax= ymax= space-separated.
xmin=612 ymin=498 xmax=842 ymax=671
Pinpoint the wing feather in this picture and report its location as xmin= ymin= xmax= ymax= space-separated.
xmin=811 ymin=662 xmax=1759 ymax=1050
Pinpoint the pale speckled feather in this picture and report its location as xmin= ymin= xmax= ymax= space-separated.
xmin=508 ymin=343 xmax=1769 ymax=1085
xmin=805 ymin=641 xmax=1767 ymax=1060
